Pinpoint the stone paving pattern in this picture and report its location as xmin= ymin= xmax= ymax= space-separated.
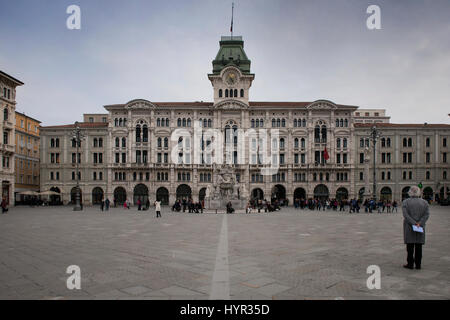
xmin=0 ymin=205 xmax=448 ymax=300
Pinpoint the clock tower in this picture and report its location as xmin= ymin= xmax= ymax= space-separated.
xmin=208 ymin=36 xmax=255 ymax=106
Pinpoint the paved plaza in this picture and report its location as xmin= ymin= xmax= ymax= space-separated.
xmin=0 ymin=205 xmax=449 ymax=300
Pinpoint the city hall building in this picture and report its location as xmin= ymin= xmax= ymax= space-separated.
xmin=40 ymin=36 xmax=450 ymax=206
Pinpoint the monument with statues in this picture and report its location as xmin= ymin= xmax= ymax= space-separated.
xmin=205 ymin=164 xmax=247 ymax=210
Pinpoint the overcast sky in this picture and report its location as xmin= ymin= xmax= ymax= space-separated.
xmin=1 ymin=0 xmax=449 ymax=126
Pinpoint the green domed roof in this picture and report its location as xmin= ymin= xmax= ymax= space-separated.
xmin=211 ymin=36 xmax=251 ymax=74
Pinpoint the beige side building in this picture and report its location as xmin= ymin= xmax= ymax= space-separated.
xmin=0 ymin=70 xmax=24 ymax=205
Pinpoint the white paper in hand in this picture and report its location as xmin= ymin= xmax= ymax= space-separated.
xmin=412 ymin=225 xmax=424 ymax=233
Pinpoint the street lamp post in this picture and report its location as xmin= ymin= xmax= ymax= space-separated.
xmin=369 ymin=125 xmax=382 ymax=202
xmin=70 ymin=121 xmax=84 ymax=211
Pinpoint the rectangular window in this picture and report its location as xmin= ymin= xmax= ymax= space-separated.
xmin=360 ymin=172 xmax=363 ymax=181
xmin=115 ymin=153 xmax=120 ymax=163
xmin=343 ymin=153 xmax=347 ymax=164
xmin=336 ymin=154 xmax=341 ymax=164
xmin=408 ymin=152 xmax=412 ymax=163
xmin=122 ymin=153 xmax=126 ymax=163
xmin=444 ymin=153 xmax=447 ymax=163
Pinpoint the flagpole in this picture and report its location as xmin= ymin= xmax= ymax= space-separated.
xmin=231 ymin=2 xmax=234 ymax=39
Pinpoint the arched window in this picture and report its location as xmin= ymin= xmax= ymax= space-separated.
xmin=157 ymin=118 xmax=161 ymax=126
xmin=387 ymin=137 xmax=391 ymax=147
xmin=315 ymin=125 xmax=321 ymax=143
xmin=187 ymin=118 xmax=191 ymax=127
xmin=234 ymin=89 xmax=238 ymax=97
xmin=115 ymin=137 xmax=120 ymax=148
xmin=302 ymin=119 xmax=306 ymax=127
xmin=182 ymin=118 xmax=186 ymax=127
xmin=360 ymin=138 xmax=364 ymax=147
xmin=114 ymin=118 xmax=118 ymax=126
xmin=336 ymin=138 xmax=341 ymax=148
xmin=408 ymin=138 xmax=412 ymax=147
xmin=281 ymin=119 xmax=286 ymax=127
xmin=280 ymin=138 xmax=285 ymax=149
xmin=177 ymin=118 xmax=181 ymax=127
xmin=277 ymin=119 xmax=281 ymax=127
xmin=164 ymin=137 xmax=168 ymax=148
xmin=336 ymin=119 xmax=339 ymax=127
xmin=321 ymin=126 xmax=327 ymax=142
xmin=122 ymin=137 xmax=126 ymax=148
xmin=99 ymin=138 xmax=103 ymax=147
xmin=166 ymin=118 xmax=169 ymax=127
xmin=340 ymin=119 xmax=344 ymax=127
xmin=381 ymin=138 xmax=386 ymax=147
xmin=403 ymin=138 xmax=407 ymax=147
xmin=301 ymin=138 xmax=305 ymax=149
xmin=50 ymin=138 xmax=55 ymax=148
xmin=119 ymin=118 xmax=123 ymax=127
xmin=272 ymin=119 xmax=275 ymax=127
xmin=225 ymin=89 xmax=229 ymax=98
xmin=343 ymin=138 xmax=347 ymax=148
xmin=219 ymin=89 xmax=223 ymax=98
xmin=260 ymin=119 xmax=264 ymax=127
xmin=255 ymin=119 xmax=260 ymax=128
xmin=136 ymin=125 xmax=141 ymax=142
xmin=157 ymin=137 xmax=162 ymax=148
xmin=203 ymin=119 xmax=207 ymax=128
xmin=143 ymin=125 xmax=148 ymax=142
xmin=251 ymin=119 xmax=255 ymax=128
xmin=208 ymin=119 xmax=212 ymax=127
xmin=93 ymin=138 xmax=98 ymax=148
xmin=240 ymin=89 xmax=244 ymax=97
xmin=294 ymin=119 xmax=297 ymax=127
xmin=344 ymin=119 xmax=348 ymax=127
xmin=294 ymin=138 xmax=299 ymax=148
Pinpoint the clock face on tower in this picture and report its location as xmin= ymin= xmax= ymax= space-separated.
xmin=225 ymin=71 xmax=238 ymax=86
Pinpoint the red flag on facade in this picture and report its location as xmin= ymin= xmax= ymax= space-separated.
xmin=324 ymin=147 xmax=330 ymax=161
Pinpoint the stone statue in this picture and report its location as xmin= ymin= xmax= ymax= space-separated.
xmin=205 ymin=185 xmax=211 ymax=199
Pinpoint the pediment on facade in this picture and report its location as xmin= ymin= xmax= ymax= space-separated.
xmin=306 ymin=100 xmax=338 ymax=110
xmin=125 ymin=99 xmax=156 ymax=110
xmin=213 ymin=99 xmax=249 ymax=110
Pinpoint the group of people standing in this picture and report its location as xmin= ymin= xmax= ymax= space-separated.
xmin=171 ymin=198 xmax=204 ymax=213
xmin=292 ymin=197 xmax=399 ymax=214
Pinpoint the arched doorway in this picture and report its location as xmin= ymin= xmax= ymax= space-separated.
xmin=156 ymin=187 xmax=169 ymax=205
xmin=402 ymin=186 xmax=410 ymax=200
xmin=199 ymin=187 xmax=207 ymax=202
xmin=271 ymin=184 xmax=286 ymax=202
xmin=380 ymin=187 xmax=392 ymax=202
xmin=92 ymin=187 xmax=104 ymax=205
xmin=113 ymin=187 xmax=127 ymax=205
xmin=314 ymin=184 xmax=329 ymax=200
xmin=358 ymin=187 xmax=365 ymax=201
xmin=70 ymin=187 xmax=82 ymax=204
xmin=50 ymin=187 xmax=61 ymax=204
xmin=336 ymin=187 xmax=349 ymax=201
xmin=133 ymin=184 xmax=149 ymax=205
xmin=293 ymin=187 xmax=306 ymax=202
xmin=176 ymin=184 xmax=192 ymax=200
xmin=423 ymin=187 xmax=433 ymax=202
xmin=251 ymin=188 xmax=264 ymax=201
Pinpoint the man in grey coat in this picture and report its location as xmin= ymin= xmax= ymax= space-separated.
xmin=402 ymin=186 xmax=430 ymax=270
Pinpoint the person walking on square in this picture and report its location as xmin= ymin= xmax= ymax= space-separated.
xmin=402 ymin=186 xmax=430 ymax=270
xmin=105 ymin=198 xmax=110 ymax=211
xmin=393 ymin=200 xmax=398 ymax=213
xmin=100 ymin=198 xmax=104 ymax=211
xmin=1 ymin=197 xmax=8 ymax=214
xmin=137 ymin=198 xmax=142 ymax=211
xmin=155 ymin=200 xmax=161 ymax=218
